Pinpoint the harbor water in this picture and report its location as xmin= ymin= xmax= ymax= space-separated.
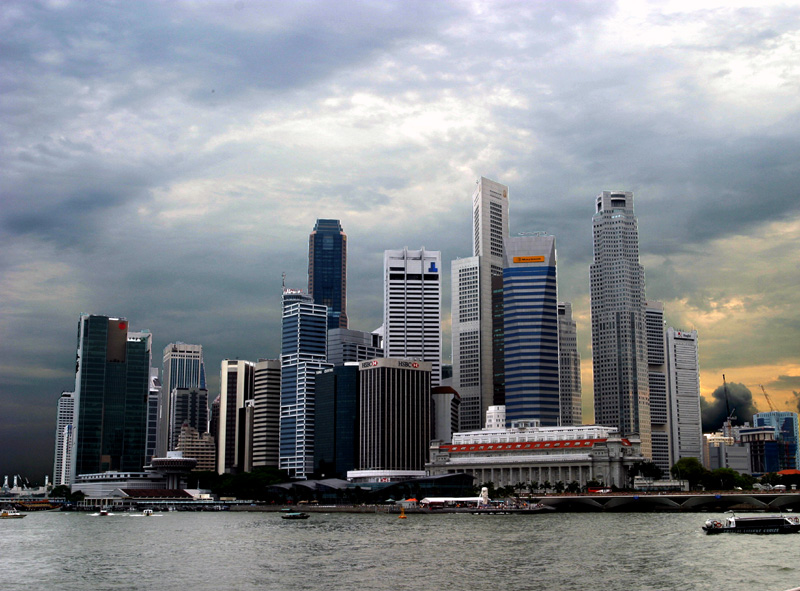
xmin=4 ymin=510 xmax=799 ymax=590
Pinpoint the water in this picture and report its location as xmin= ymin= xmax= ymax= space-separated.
xmin=4 ymin=511 xmax=799 ymax=590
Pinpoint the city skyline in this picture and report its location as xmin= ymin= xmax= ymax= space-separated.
xmin=2 ymin=1 xmax=800 ymax=479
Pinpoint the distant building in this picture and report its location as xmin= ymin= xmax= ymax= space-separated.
xmin=384 ymin=247 xmax=442 ymax=387
xmin=158 ymin=343 xmax=206 ymax=456
xmin=314 ymin=365 xmax=360 ymax=479
xmin=666 ymin=328 xmax=703 ymax=466
xmin=739 ymin=426 xmax=778 ymax=474
xmin=308 ymin=219 xmax=348 ymax=330
xmin=169 ymin=387 xmax=209 ymax=451
xmin=646 ymin=302 xmax=669 ymax=473
xmin=327 ymin=328 xmax=383 ymax=366
xmin=349 ymin=358 xmax=432 ymax=481
xmin=53 ymin=391 xmax=75 ymax=486
xmin=71 ymin=315 xmax=152 ymax=484
xmin=590 ymin=191 xmax=651 ymax=459
xmin=752 ymin=411 xmax=799 ymax=471
xmin=503 ymin=234 xmax=560 ymax=426
xmin=431 ymin=384 xmax=460 ymax=444
xmin=451 ymin=255 xmax=482 ymax=431
xmin=146 ymin=369 xmax=160 ymax=464
xmin=252 ymin=359 xmax=281 ymax=469
xmin=703 ymin=432 xmax=750 ymax=474
xmin=557 ymin=302 xmax=582 ymax=426
xmin=175 ymin=425 xmax=216 ymax=472
xmin=217 ymin=359 xmax=255 ymax=474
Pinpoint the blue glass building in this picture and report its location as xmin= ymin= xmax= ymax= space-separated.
xmin=754 ymin=411 xmax=799 ymax=470
xmin=502 ymin=235 xmax=560 ymax=426
xmin=308 ymin=219 xmax=348 ymax=330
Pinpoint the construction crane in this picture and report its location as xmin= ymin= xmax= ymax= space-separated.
xmin=759 ymin=384 xmax=776 ymax=412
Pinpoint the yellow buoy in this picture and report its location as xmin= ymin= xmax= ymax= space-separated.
xmin=399 ymin=506 xmax=407 ymax=519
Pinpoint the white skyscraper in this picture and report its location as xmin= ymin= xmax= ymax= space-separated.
xmin=646 ymin=301 xmax=670 ymax=473
xmin=666 ymin=328 xmax=703 ymax=464
xmin=53 ymin=391 xmax=75 ymax=486
xmin=383 ymin=247 xmax=442 ymax=386
xmin=451 ymin=256 xmax=481 ymax=430
xmin=158 ymin=343 xmax=205 ymax=456
xmin=558 ymin=302 xmax=583 ymax=426
xmin=590 ymin=191 xmax=652 ymax=458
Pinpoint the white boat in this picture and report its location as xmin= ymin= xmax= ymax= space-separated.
xmin=703 ymin=512 xmax=800 ymax=534
xmin=1 ymin=506 xmax=25 ymax=519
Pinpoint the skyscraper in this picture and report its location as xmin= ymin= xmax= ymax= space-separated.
xmin=451 ymin=256 xmax=481 ymax=429
xmin=252 ymin=358 xmax=281 ymax=469
xmin=280 ymin=288 xmax=332 ymax=478
xmin=503 ymin=235 xmax=560 ymax=426
xmin=383 ymin=247 xmax=442 ymax=386
xmin=666 ymin=328 xmax=703 ymax=465
xmin=314 ymin=364 xmax=360 ymax=479
xmin=590 ymin=191 xmax=652 ymax=458
xmin=308 ymin=219 xmax=348 ymax=330
xmin=158 ymin=343 xmax=206 ymax=456
xmin=169 ymin=387 xmax=209 ymax=451
xmin=752 ymin=411 xmax=799 ymax=470
xmin=145 ymin=369 xmax=160 ymax=464
xmin=646 ymin=302 xmax=670 ymax=473
xmin=53 ymin=391 xmax=74 ymax=486
xmin=217 ymin=359 xmax=255 ymax=474
xmin=558 ymin=302 xmax=583 ymax=426
xmin=472 ymin=178 xmax=509 ymax=426
xmin=71 ymin=315 xmax=152 ymax=483
xmin=326 ymin=328 xmax=383 ymax=366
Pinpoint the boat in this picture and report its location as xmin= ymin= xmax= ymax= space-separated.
xmin=703 ymin=512 xmax=800 ymax=534
xmin=281 ymin=512 xmax=310 ymax=520
xmin=1 ymin=506 xmax=25 ymax=519
xmin=142 ymin=509 xmax=153 ymax=517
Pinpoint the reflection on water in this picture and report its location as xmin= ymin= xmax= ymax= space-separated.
xmin=4 ymin=511 xmax=799 ymax=591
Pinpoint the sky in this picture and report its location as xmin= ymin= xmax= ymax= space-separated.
xmin=2 ymin=0 xmax=799 ymax=482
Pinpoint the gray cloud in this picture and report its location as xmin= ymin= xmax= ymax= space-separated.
xmin=701 ymin=381 xmax=759 ymax=432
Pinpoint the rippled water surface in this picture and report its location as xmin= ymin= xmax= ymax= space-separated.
xmin=5 ymin=511 xmax=800 ymax=590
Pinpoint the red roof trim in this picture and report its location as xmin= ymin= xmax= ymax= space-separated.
xmin=441 ymin=438 xmax=609 ymax=453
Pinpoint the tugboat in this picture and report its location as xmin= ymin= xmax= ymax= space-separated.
xmin=1 ymin=506 xmax=25 ymax=519
xmin=703 ymin=511 xmax=800 ymax=534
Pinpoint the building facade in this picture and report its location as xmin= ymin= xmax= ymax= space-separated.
xmin=666 ymin=328 xmax=703 ymax=466
xmin=53 ymin=391 xmax=75 ymax=486
xmin=503 ymin=235 xmax=560 ymax=426
xmin=326 ymin=328 xmax=383 ymax=366
xmin=383 ymin=247 xmax=442 ymax=386
xmin=451 ymin=256 xmax=482 ymax=430
xmin=217 ymin=359 xmax=255 ymax=474
xmin=71 ymin=315 xmax=152 ymax=483
xmin=252 ymin=358 xmax=281 ymax=469
xmin=752 ymin=411 xmax=799 ymax=471
xmin=557 ymin=302 xmax=582 ymax=426
xmin=308 ymin=219 xmax=348 ymax=330
xmin=158 ymin=343 xmax=205 ymax=457
xmin=280 ymin=289 xmax=332 ymax=479
xmin=646 ymin=301 xmax=670 ymax=473
xmin=314 ymin=365 xmax=360 ymax=479
xmin=590 ymin=191 xmax=652 ymax=458
xmin=169 ymin=387 xmax=209 ymax=451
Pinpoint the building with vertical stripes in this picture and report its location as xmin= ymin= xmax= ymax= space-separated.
xmin=217 ymin=359 xmax=254 ymax=474
xmin=169 ymin=387 xmax=209 ymax=451
xmin=53 ymin=391 xmax=75 ymax=486
xmin=252 ymin=358 xmax=281 ymax=469
xmin=666 ymin=328 xmax=703 ymax=465
xmin=451 ymin=256 xmax=481 ymax=430
xmin=503 ymin=235 xmax=560 ymax=426
xmin=590 ymin=191 xmax=652 ymax=459
xmin=646 ymin=302 xmax=670 ymax=473
xmin=558 ymin=302 xmax=582 ymax=426
xmin=158 ymin=343 xmax=206 ymax=456
xmin=383 ymin=247 xmax=442 ymax=386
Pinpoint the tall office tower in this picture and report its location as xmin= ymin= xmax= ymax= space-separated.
xmin=145 ymin=369 xmax=160 ymax=463
xmin=158 ymin=343 xmax=206 ymax=456
xmin=308 ymin=219 xmax=348 ymax=330
xmin=646 ymin=302 xmax=670 ymax=473
xmin=252 ymin=359 xmax=281 ymax=469
xmin=280 ymin=288 xmax=332 ymax=479
xmin=356 ymin=358 xmax=432 ymax=473
xmin=558 ymin=302 xmax=583 ymax=426
xmin=451 ymin=256 xmax=481 ymax=430
xmin=71 ymin=315 xmax=152 ymax=483
xmin=217 ymin=359 xmax=255 ymax=474
xmin=53 ymin=391 xmax=75 ymax=486
xmin=238 ymin=400 xmax=256 ymax=472
xmin=752 ymin=411 xmax=799 ymax=470
xmin=383 ymin=247 xmax=442 ymax=386
xmin=314 ymin=365 xmax=360 ymax=478
xmin=502 ymin=235 xmax=560 ymax=426
xmin=169 ymin=387 xmax=209 ymax=450
xmin=590 ymin=191 xmax=652 ymax=458
xmin=466 ymin=177 xmax=510 ymax=428
xmin=665 ymin=328 xmax=703 ymax=466
xmin=327 ymin=328 xmax=383 ymax=366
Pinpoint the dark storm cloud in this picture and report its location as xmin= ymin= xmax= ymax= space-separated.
xmin=700 ymin=381 xmax=758 ymax=432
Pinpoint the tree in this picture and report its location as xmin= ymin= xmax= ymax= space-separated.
xmin=50 ymin=485 xmax=71 ymax=499
xmin=671 ymin=457 xmax=708 ymax=489
xmin=554 ymin=481 xmax=565 ymax=494
xmin=566 ymin=481 xmax=581 ymax=494
xmin=703 ymin=468 xmax=740 ymax=491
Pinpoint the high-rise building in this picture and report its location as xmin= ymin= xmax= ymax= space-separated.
xmin=590 ymin=191 xmax=652 ymax=458
xmin=451 ymin=256 xmax=481 ymax=430
xmin=252 ymin=358 xmax=281 ymax=469
xmin=217 ymin=359 xmax=255 ymax=474
xmin=169 ymin=387 xmax=209 ymax=450
xmin=71 ymin=315 xmax=152 ymax=483
xmin=327 ymin=328 xmax=383 ymax=366
xmin=280 ymin=288 xmax=332 ymax=479
xmin=665 ymin=328 xmax=703 ymax=466
xmin=431 ymin=385 xmax=461 ymax=444
xmin=314 ymin=364 xmax=360 ymax=479
xmin=175 ymin=425 xmax=216 ymax=472
xmin=383 ymin=247 xmax=442 ymax=386
xmin=646 ymin=302 xmax=670 ymax=473
xmin=558 ymin=302 xmax=583 ymax=426
xmin=752 ymin=411 xmax=799 ymax=470
xmin=308 ymin=219 xmax=348 ymax=330
xmin=463 ymin=177 xmax=510 ymax=429
xmin=53 ymin=391 xmax=75 ymax=486
xmin=158 ymin=343 xmax=205 ymax=456
xmin=503 ymin=235 xmax=560 ymax=426
xmin=354 ymin=358 xmax=432 ymax=475
xmin=146 ymin=369 xmax=160 ymax=464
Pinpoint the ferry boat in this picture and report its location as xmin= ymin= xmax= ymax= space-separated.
xmin=703 ymin=512 xmax=800 ymax=534
xmin=280 ymin=511 xmax=310 ymax=520
xmin=1 ymin=506 xmax=25 ymax=519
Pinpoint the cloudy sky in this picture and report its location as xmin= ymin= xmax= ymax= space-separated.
xmin=2 ymin=0 xmax=799 ymax=480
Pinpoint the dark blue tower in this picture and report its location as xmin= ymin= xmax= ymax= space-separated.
xmin=308 ymin=219 xmax=348 ymax=330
